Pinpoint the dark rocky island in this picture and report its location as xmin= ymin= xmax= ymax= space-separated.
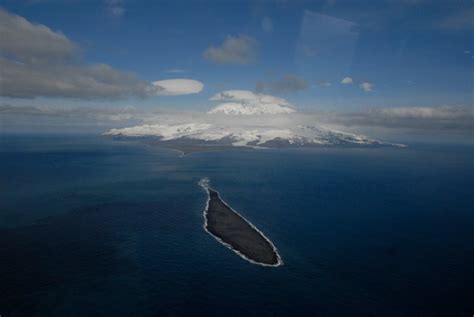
xmin=199 ymin=178 xmax=282 ymax=267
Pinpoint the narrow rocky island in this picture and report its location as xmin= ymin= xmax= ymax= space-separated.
xmin=199 ymin=178 xmax=282 ymax=267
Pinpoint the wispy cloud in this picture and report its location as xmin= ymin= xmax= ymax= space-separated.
xmin=203 ymin=35 xmax=258 ymax=64
xmin=316 ymin=80 xmax=332 ymax=87
xmin=359 ymin=82 xmax=374 ymax=92
xmin=0 ymin=103 xmax=141 ymax=122
xmin=319 ymin=106 xmax=474 ymax=131
xmin=105 ymin=0 xmax=125 ymax=18
xmin=163 ymin=68 xmax=188 ymax=74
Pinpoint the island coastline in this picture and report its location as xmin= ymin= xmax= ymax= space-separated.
xmin=199 ymin=178 xmax=283 ymax=267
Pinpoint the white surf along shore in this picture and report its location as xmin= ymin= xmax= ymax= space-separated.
xmin=198 ymin=177 xmax=283 ymax=267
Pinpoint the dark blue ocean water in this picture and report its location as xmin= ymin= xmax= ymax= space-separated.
xmin=0 ymin=134 xmax=473 ymax=316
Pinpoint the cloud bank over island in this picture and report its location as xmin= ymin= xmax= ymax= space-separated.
xmin=99 ymin=91 xmax=471 ymax=147
xmin=1 ymin=88 xmax=472 ymax=143
xmin=0 ymin=86 xmax=474 ymax=137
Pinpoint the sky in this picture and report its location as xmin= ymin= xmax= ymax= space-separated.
xmin=0 ymin=0 xmax=473 ymax=140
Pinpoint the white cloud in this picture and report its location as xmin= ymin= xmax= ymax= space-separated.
xmin=203 ymin=35 xmax=258 ymax=64
xmin=0 ymin=9 xmax=157 ymax=99
xmin=152 ymin=79 xmax=204 ymax=96
xmin=0 ymin=9 xmax=203 ymax=99
xmin=210 ymin=90 xmax=291 ymax=106
xmin=105 ymin=0 xmax=125 ymax=18
xmin=317 ymin=81 xmax=331 ymax=87
xmin=359 ymin=82 xmax=374 ymax=92
xmin=163 ymin=68 xmax=187 ymax=73
xmin=209 ymin=90 xmax=295 ymax=115
xmin=262 ymin=16 xmax=273 ymax=32
xmin=371 ymin=106 xmax=472 ymax=119
xmin=341 ymin=77 xmax=374 ymax=92
xmin=341 ymin=77 xmax=353 ymax=84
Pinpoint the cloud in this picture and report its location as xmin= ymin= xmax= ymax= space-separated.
xmin=209 ymin=90 xmax=295 ymax=115
xmin=103 ymin=105 xmax=474 ymax=145
xmin=373 ymin=106 xmax=469 ymax=119
xmin=3 ymin=101 xmax=472 ymax=141
xmin=0 ymin=9 xmax=202 ymax=99
xmin=262 ymin=16 xmax=273 ymax=32
xmin=152 ymin=79 xmax=204 ymax=96
xmin=0 ymin=103 xmax=137 ymax=120
xmin=0 ymin=9 xmax=157 ymax=99
xmin=340 ymin=77 xmax=374 ymax=92
xmin=319 ymin=106 xmax=474 ymax=131
xmin=210 ymin=90 xmax=291 ymax=106
xmin=359 ymin=82 xmax=374 ymax=92
xmin=256 ymin=74 xmax=308 ymax=94
xmin=203 ymin=35 xmax=258 ymax=64
xmin=13 ymin=102 xmax=462 ymax=133
xmin=341 ymin=77 xmax=353 ymax=84
xmin=0 ymin=103 xmax=145 ymax=133
xmin=163 ymin=68 xmax=187 ymax=73
xmin=316 ymin=80 xmax=332 ymax=87
xmin=0 ymin=57 xmax=160 ymax=99
xmin=105 ymin=0 xmax=125 ymax=18
xmin=0 ymin=9 xmax=76 ymax=63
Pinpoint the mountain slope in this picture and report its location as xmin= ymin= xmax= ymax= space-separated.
xmin=105 ymin=123 xmax=402 ymax=147
xmin=104 ymin=90 xmax=404 ymax=148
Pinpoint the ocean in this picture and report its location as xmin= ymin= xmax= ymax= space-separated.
xmin=0 ymin=134 xmax=473 ymax=316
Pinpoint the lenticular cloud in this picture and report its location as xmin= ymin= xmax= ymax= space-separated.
xmin=152 ymin=79 xmax=204 ymax=96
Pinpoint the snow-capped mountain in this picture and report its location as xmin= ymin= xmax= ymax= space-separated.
xmin=105 ymin=123 xmax=400 ymax=147
xmin=104 ymin=89 xmax=404 ymax=148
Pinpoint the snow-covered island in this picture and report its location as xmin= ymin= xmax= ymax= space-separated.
xmin=104 ymin=90 xmax=405 ymax=150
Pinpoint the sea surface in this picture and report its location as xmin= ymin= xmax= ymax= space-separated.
xmin=0 ymin=134 xmax=473 ymax=316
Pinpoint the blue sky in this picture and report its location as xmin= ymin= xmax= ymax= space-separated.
xmin=0 ymin=0 xmax=473 ymax=112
